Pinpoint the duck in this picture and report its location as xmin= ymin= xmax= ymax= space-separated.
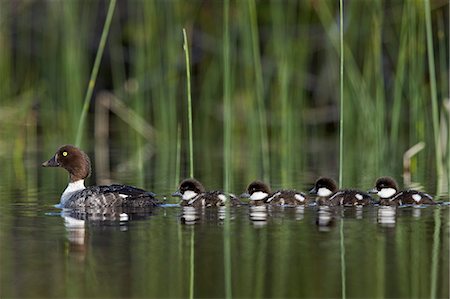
xmin=369 ymin=176 xmax=435 ymax=205
xmin=172 ymin=178 xmax=241 ymax=208
xmin=309 ymin=177 xmax=373 ymax=206
xmin=42 ymin=145 xmax=160 ymax=209
xmin=241 ymin=180 xmax=310 ymax=206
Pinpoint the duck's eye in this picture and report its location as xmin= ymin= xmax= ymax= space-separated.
xmin=62 ymin=151 xmax=68 ymax=157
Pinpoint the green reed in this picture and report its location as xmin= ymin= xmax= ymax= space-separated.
xmin=339 ymin=0 xmax=344 ymax=188
xmin=424 ymin=0 xmax=444 ymax=195
xmin=223 ymin=0 xmax=232 ymax=298
xmin=75 ymin=0 xmax=116 ymax=147
xmin=248 ymin=0 xmax=270 ymax=182
xmin=339 ymin=3 xmax=346 ymax=298
xmin=183 ymin=28 xmax=194 ymax=179
xmin=430 ymin=208 xmax=441 ymax=298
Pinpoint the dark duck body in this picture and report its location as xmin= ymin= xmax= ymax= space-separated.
xmin=369 ymin=177 xmax=435 ymax=206
xmin=242 ymin=181 xmax=310 ymax=206
xmin=310 ymin=177 xmax=373 ymax=207
xmin=172 ymin=178 xmax=241 ymax=208
xmin=42 ymin=145 xmax=159 ymax=209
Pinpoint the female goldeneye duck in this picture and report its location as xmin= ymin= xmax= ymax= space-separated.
xmin=310 ymin=177 xmax=372 ymax=207
xmin=240 ymin=180 xmax=271 ymax=206
xmin=172 ymin=178 xmax=241 ymax=208
xmin=42 ymin=145 xmax=160 ymax=209
xmin=241 ymin=180 xmax=309 ymax=206
xmin=369 ymin=176 xmax=435 ymax=205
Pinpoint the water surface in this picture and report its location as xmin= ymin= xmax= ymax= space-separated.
xmin=1 ymin=190 xmax=448 ymax=298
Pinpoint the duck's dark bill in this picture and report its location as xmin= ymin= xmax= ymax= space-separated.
xmin=42 ymin=155 xmax=59 ymax=167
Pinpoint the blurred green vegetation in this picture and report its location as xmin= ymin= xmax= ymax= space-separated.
xmin=0 ymin=0 xmax=449 ymax=196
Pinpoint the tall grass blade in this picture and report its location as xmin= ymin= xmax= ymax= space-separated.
xmin=223 ymin=1 xmax=232 ymax=298
xmin=339 ymin=2 xmax=346 ymax=298
xmin=248 ymin=0 xmax=270 ymax=182
xmin=183 ymin=28 xmax=194 ymax=178
xmin=339 ymin=0 xmax=344 ymax=188
xmin=424 ymin=0 xmax=444 ymax=195
xmin=75 ymin=0 xmax=116 ymax=147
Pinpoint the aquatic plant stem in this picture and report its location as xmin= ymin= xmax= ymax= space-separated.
xmin=75 ymin=0 xmax=116 ymax=147
xmin=339 ymin=2 xmax=346 ymax=299
xmin=424 ymin=0 xmax=444 ymax=196
xmin=183 ymin=28 xmax=194 ymax=178
xmin=339 ymin=0 xmax=344 ymax=188
xmin=430 ymin=208 xmax=441 ymax=298
xmin=248 ymin=0 xmax=270 ymax=182
xmin=340 ymin=218 xmax=347 ymax=299
xmin=189 ymin=228 xmax=195 ymax=299
xmin=223 ymin=1 xmax=233 ymax=298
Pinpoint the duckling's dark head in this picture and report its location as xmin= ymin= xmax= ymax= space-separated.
xmin=369 ymin=177 xmax=398 ymax=199
xmin=172 ymin=178 xmax=205 ymax=200
xmin=310 ymin=177 xmax=338 ymax=197
xmin=242 ymin=180 xmax=271 ymax=201
xmin=42 ymin=145 xmax=91 ymax=182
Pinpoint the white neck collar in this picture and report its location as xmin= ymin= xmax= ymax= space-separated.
xmin=61 ymin=180 xmax=85 ymax=206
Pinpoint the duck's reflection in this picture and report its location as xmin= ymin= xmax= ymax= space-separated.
xmin=61 ymin=207 xmax=155 ymax=259
xmin=316 ymin=206 xmax=335 ymax=231
xmin=180 ymin=206 xmax=234 ymax=225
xmin=377 ymin=206 xmax=397 ymax=227
xmin=249 ymin=205 xmax=268 ymax=227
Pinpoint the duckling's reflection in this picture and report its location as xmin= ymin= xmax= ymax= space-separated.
xmin=295 ymin=206 xmax=305 ymax=221
xmin=249 ymin=205 xmax=268 ymax=227
xmin=377 ymin=206 xmax=397 ymax=227
xmin=316 ymin=206 xmax=336 ymax=232
xmin=412 ymin=206 xmax=422 ymax=218
xmin=180 ymin=206 xmax=233 ymax=225
xmin=180 ymin=206 xmax=200 ymax=225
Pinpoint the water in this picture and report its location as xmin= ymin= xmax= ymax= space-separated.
xmin=1 ymin=189 xmax=448 ymax=298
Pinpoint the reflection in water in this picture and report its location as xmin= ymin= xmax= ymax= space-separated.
xmin=249 ymin=205 xmax=268 ymax=227
xmin=412 ymin=206 xmax=422 ymax=218
xmin=295 ymin=206 xmax=305 ymax=221
xmin=61 ymin=207 xmax=156 ymax=259
xmin=355 ymin=206 xmax=363 ymax=219
xmin=377 ymin=206 xmax=397 ymax=227
xmin=180 ymin=206 xmax=200 ymax=225
xmin=316 ymin=206 xmax=335 ymax=232
xmin=180 ymin=206 xmax=233 ymax=225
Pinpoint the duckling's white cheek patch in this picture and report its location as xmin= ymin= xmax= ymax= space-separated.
xmin=182 ymin=190 xmax=197 ymax=200
xmin=378 ymin=188 xmax=396 ymax=198
xmin=250 ymin=191 xmax=268 ymax=201
xmin=295 ymin=194 xmax=305 ymax=202
xmin=317 ymin=188 xmax=332 ymax=197
xmin=412 ymin=194 xmax=422 ymax=202
xmin=218 ymin=194 xmax=227 ymax=202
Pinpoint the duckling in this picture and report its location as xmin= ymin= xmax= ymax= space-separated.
xmin=310 ymin=177 xmax=373 ymax=207
xmin=369 ymin=176 xmax=435 ymax=206
xmin=172 ymin=178 xmax=241 ymax=208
